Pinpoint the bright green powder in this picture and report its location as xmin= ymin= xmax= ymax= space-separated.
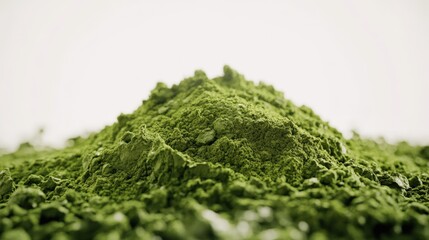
xmin=1 ymin=66 xmax=429 ymax=240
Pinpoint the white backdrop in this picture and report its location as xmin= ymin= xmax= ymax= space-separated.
xmin=1 ymin=0 xmax=428 ymax=150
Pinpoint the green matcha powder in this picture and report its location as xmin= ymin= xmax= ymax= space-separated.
xmin=1 ymin=66 xmax=429 ymax=240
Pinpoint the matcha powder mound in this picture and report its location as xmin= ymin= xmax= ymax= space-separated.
xmin=1 ymin=66 xmax=429 ymax=240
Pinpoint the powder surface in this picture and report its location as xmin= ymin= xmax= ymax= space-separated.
xmin=1 ymin=66 xmax=429 ymax=240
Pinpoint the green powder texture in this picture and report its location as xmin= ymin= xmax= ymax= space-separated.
xmin=1 ymin=66 xmax=429 ymax=240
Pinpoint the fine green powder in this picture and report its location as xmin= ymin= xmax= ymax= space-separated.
xmin=1 ymin=66 xmax=429 ymax=240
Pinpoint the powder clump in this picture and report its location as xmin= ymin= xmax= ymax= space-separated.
xmin=1 ymin=66 xmax=429 ymax=239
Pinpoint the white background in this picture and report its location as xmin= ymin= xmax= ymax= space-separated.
xmin=1 ymin=0 xmax=428 ymax=150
